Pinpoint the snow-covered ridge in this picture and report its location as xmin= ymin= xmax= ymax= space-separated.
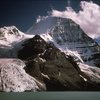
xmin=0 ymin=24 xmax=100 ymax=91
xmin=0 ymin=26 xmax=34 ymax=58
xmin=0 ymin=59 xmax=40 ymax=92
xmin=0 ymin=26 xmax=34 ymax=47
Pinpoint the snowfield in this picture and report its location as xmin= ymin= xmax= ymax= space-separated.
xmin=0 ymin=59 xmax=39 ymax=92
xmin=0 ymin=26 xmax=34 ymax=47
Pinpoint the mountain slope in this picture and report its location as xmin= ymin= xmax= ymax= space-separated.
xmin=18 ymin=35 xmax=100 ymax=91
xmin=0 ymin=26 xmax=34 ymax=58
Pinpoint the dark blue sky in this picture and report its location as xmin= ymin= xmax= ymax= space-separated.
xmin=0 ymin=0 xmax=99 ymax=32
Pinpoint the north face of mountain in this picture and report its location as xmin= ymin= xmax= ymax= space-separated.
xmin=27 ymin=17 xmax=100 ymax=67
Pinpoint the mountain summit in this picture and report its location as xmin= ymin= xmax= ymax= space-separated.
xmin=0 ymin=26 xmax=34 ymax=58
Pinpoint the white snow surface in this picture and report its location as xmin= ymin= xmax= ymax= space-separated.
xmin=78 ymin=62 xmax=100 ymax=83
xmin=0 ymin=26 xmax=34 ymax=47
xmin=0 ymin=59 xmax=43 ymax=92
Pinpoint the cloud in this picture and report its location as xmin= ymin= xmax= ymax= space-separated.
xmin=36 ymin=16 xmax=49 ymax=23
xmin=67 ymin=0 xmax=71 ymax=7
xmin=51 ymin=1 xmax=100 ymax=39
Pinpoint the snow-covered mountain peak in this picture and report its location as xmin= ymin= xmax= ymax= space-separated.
xmin=0 ymin=26 xmax=22 ymax=36
xmin=27 ymin=16 xmax=96 ymax=44
xmin=27 ymin=16 xmax=79 ymax=35
xmin=27 ymin=16 xmax=100 ymax=67
xmin=0 ymin=26 xmax=33 ymax=47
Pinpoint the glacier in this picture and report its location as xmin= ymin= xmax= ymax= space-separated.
xmin=0 ymin=59 xmax=46 ymax=92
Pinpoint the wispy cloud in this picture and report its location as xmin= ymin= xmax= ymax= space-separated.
xmin=51 ymin=1 xmax=100 ymax=39
xmin=67 ymin=0 xmax=71 ymax=7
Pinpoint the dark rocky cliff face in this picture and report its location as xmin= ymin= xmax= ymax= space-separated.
xmin=18 ymin=35 xmax=46 ymax=60
xmin=18 ymin=35 xmax=100 ymax=91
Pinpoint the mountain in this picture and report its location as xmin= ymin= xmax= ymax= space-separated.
xmin=0 ymin=26 xmax=33 ymax=46
xmin=18 ymin=35 xmax=100 ymax=91
xmin=0 ymin=26 xmax=33 ymax=58
xmin=27 ymin=17 xmax=100 ymax=67
xmin=0 ymin=16 xmax=100 ymax=91
xmin=0 ymin=27 xmax=46 ymax=92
